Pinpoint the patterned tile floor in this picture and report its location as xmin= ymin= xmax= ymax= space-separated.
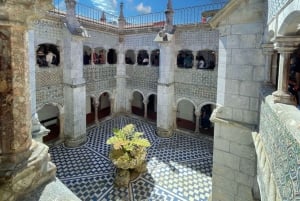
xmin=49 ymin=115 xmax=213 ymax=201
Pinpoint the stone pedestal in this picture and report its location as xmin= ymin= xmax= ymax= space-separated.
xmin=63 ymin=32 xmax=87 ymax=147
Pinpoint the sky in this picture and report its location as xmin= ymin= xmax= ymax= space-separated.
xmin=75 ymin=0 xmax=221 ymax=16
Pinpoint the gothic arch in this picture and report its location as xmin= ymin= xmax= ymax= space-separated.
xmin=278 ymin=6 xmax=300 ymax=36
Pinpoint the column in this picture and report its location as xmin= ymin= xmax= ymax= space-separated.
xmin=271 ymin=53 xmax=278 ymax=86
xmin=63 ymin=34 xmax=87 ymax=147
xmin=173 ymin=105 xmax=177 ymax=129
xmin=194 ymin=111 xmax=200 ymax=133
xmin=262 ymin=43 xmax=274 ymax=83
xmin=94 ymin=100 xmax=99 ymax=124
xmin=193 ymin=51 xmax=197 ymax=69
xmin=0 ymin=1 xmax=56 ymax=200
xmin=143 ymin=99 xmax=148 ymax=118
xmin=91 ymin=48 xmax=95 ymax=65
xmin=147 ymin=50 xmax=151 ymax=67
xmin=272 ymin=40 xmax=294 ymax=104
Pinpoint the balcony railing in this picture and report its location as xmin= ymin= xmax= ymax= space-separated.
xmin=50 ymin=0 xmax=227 ymax=29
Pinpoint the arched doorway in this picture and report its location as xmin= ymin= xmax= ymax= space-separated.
xmin=196 ymin=50 xmax=216 ymax=69
xmin=199 ymin=104 xmax=215 ymax=136
xmin=83 ymin=45 xmax=91 ymax=65
xmin=137 ymin=50 xmax=149 ymax=65
xmin=177 ymin=50 xmax=193 ymax=68
xmin=150 ymin=49 xmax=159 ymax=67
xmin=37 ymin=104 xmax=60 ymax=142
xmin=147 ymin=94 xmax=157 ymax=121
xmin=107 ymin=49 xmax=117 ymax=64
xmin=36 ymin=43 xmax=60 ymax=67
xmin=86 ymin=97 xmax=95 ymax=126
xmin=98 ymin=92 xmax=111 ymax=120
xmin=131 ymin=91 xmax=144 ymax=117
xmin=176 ymin=99 xmax=195 ymax=131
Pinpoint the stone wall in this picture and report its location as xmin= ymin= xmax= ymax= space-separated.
xmin=255 ymin=86 xmax=300 ymax=201
xmin=210 ymin=0 xmax=265 ymax=200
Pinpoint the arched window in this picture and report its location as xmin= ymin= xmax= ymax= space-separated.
xmin=107 ymin=49 xmax=117 ymax=64
xmin=196 ymin=50 xmax=216 ymax=69
xmin=150 ymin=49 xmax=160 ymax=67
xmin=137 ymin=50 xmax=149 ymax=66
xmin=94 ymin=47 xmax=106 ymax=65
xmin=177 ymin=50 xmax=193 ymax=68
xmin=83 ymin=46 xmax=92 ymax=65
xmin=125 ymin=50 xmax=135 ymax=65
xmin=36 ymin=44 xmax=60 ymax=67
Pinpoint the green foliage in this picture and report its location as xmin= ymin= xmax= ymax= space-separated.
xmin=106 ymin=124 xmax=151 ymax=169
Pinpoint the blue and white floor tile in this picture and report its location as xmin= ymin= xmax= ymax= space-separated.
xmin=49 ymin=115 xmax=213 ymax=201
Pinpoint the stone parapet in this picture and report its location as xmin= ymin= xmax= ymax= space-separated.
xmin=256 ymin=85 xmax=300 ymax=200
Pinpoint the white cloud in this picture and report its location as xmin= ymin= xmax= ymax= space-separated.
xmin=136 ymin=2 xmax=151 ymax=14
xmin=90 ymin=0 xmax=118 ymax=15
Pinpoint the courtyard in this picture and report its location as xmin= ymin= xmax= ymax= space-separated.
xmin=49 ymin=115 xmax=213 ymax=201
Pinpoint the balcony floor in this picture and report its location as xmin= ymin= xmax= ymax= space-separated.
xmin=49 ymin=115 xmax=213 ymax=201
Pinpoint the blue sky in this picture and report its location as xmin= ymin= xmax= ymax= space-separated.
xmin=76 ymin=0 xmax=220 ymax=16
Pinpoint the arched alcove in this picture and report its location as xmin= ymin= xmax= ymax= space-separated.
xmin=83 ymin=46 xmax=92 ymax=65
xmin=94 ymin=47 xmax=106 ymax=65
xmin=196 ymin=50 xmax=216 ymax=69
xmin=177 ymin=50 xmax=193 ymax=68
xmin=131 ymin=91 xmax=144 ymax=117
xmin=125 ymin=49 xmax=135 ymax=65
xmin=137 ymin=50 xmax=149 ymax=65
xmin=150 ymin=49 xmax=160 ymax=67
xmin=107 ymin=49 xmax=117 ymax=64
xmin=37 ymin=104 xmax=60 ymax=142
xmin=36 ymin=43 xmax=60 ymax=67
xmin=98 ymin=92 xmax=111 ymax=120
xmin=176 ymin=99 xmax=195 ymax=131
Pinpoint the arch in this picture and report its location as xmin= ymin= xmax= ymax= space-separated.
xmin=83 ymin=45 xmax=92 ymax=65
xmin=177 ymin=49 xmax=193 ymax=68
xmin=196 ymin=49 xmax=216 ymax=69
xmin=131 ymin=90 xmax=144 ymax=117
xmin=137 ymin=50 xmax=149 ymax=65
xmin=125 ymin=49 xmax=135 ymax=65
xmin=107 ymin=48 xmax=117 ymax=64
xmin=98 ymin=92 xmax=111 ymax=120
xmin=146 ymin=93 xmax=157 ymax=121
xmin=150 ymin=49 xmax=160 ymax=67
xmin=278 ymin=11 xmax=300 ymax=36
xmin=36 ymin=43 xmax=60 ymax=67
xmin=37 ymin=103 xmax=63 ymax=143
xmin=176 ymin=98 xmax=196 ymax=131
xmin=94 ymin=47 xmax=106 ymax=65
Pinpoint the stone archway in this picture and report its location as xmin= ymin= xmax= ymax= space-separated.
xmin=98 ymin=92 xmax=111 ymax=120
xmin=131 ymin=91 xmax=144 ymax=117
xmin=176 ymin=99 xmax=196 ymax=131
xmin=37 ymin=104 xmax=60 ymax=143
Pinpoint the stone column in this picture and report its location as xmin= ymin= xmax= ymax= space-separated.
xmin=155 ymin=39 xmax=175 ymax=137
xmin=262 ymin=43 xmax=274 ymax=83
xmin=63 ymin=33 xmax=87 ymax=147
xmin=272 ymin=38 xmax=298 ymax=105
xmin=94 ymin=100 xmax=99 ymax=124
xmin=271 ymin=53 xmax=278 ymax=86
xmin=143 ymin=99 xmax=148 ymax=118
xmin=194 ymin=111 xmax=200 ymax=133
xmin=193 ymin=51 xmax=197 ymax=69
xmin=147 ymin=50 xmax=151 ymax=67
xmin=91 ymin=48 xmax=95 ymax=65
xmin=0 ymin=1 xmax=56 ymax=200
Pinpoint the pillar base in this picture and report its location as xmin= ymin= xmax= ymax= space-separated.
xmin=0 ymin=140 xmax=56 ymax=201
xmin=272 ymin=90 xmax=295 ymax=105
xmin=156 ymin=127 xmax=174 ymax=138
xmin=64 ymin=134 xmax=87 ymax=147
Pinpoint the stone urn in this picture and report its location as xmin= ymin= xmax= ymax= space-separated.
xmin=107 ymin=124 xmax=150 ymax=187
